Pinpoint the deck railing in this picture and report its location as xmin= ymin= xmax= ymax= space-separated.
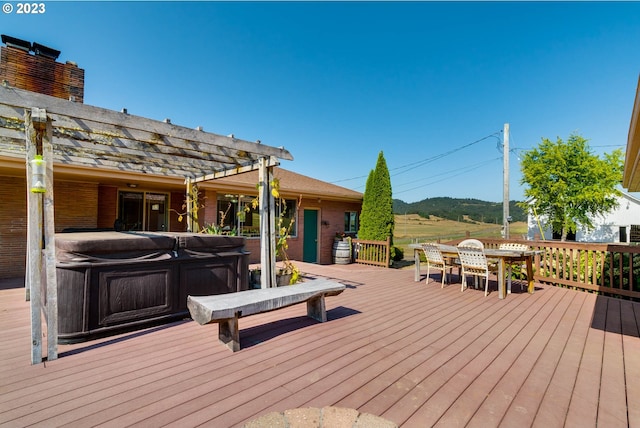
xmin=453 ymin=238 xmax=640 ymax=300
xmin=353 ymin=237 xmax=391 ymax=268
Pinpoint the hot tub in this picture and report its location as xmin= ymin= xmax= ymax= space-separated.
xmin=55 ymin=231 xmax=248 ymax=343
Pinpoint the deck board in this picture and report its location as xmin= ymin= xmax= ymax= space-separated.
xmin=530 ymin=291 xmax=593 ymax=428
xmin=1 ymin=262 xmax=639 ymax=427
xmin=621 ymin=300 xmax=640 ymax=428
xmin=564 ymin=295 xmax=607 ymax=427
xmin=498 ymin=290 xmax=583 ymax=427
xmin=597 ymin=299 xmax=630 ymax=428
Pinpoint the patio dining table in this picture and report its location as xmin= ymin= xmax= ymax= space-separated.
xmin=410 ymin=243 xmax=538 ymax=299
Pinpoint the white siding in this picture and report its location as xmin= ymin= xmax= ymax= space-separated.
xmin=526 ymin=192 xmax=640 ymax=243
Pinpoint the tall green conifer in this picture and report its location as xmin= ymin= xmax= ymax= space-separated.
xmin=358 ymin=151 xmax=394 ymax=244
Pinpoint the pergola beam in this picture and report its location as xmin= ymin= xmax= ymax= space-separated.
xmin=191 ymin=156 xmax=280 ymax=183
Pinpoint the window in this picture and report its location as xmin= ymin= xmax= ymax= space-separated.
xmin=631 ymin=225 xmax=640 ymax=243
xmin=345 ymin=211 xmax=358 ymax=233
xmin=620 ymin=226 xmax=628 ymax=243
xmin=118 ymin=191 xmax=168 ymax=232
xmin=278 ymin=199 xmax=297 ymax=237
xmin=215 ymin=194 xmax=297 ymax=238
xmin=216 ymin=195 xmax=240 ymax=235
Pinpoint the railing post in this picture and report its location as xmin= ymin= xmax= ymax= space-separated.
xmin=385 ymin=236 xmax=391 ymax=268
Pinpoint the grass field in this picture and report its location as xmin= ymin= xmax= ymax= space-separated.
xmin=393 ymin=214 xmax=528 ymax=256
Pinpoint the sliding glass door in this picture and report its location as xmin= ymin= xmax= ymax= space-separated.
xmin=118 ymin=191 xmax=168 ymax=232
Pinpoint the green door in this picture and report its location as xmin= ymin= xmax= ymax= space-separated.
xmin=303 ymin=209 xmax=318 ymax=263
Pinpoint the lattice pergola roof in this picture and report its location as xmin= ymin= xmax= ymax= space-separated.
xmin=0 ymin=85 xmax=293 ymax=179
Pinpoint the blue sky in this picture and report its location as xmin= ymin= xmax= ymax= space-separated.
xmin=2 ymin=1 xmax=639 ymax=203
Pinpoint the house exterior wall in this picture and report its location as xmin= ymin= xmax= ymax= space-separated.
xmin=527 ymin=193 xmax=640 ymax=243
xmin=56 ymin=181 xmax=99 ymax=229
xmin=0 ymin=176 xmax=362 ymax=278
xmin=201 ymin=189 xmax=218 ymax=230
xmin=97 ymin=185 xmax=117 ymax=229
xmin=577 ymin=195 xmax=640 ymax=242
xmin=0 ymin=176 xmax=27 ymax=278
xmin=0 ymin=176 xmax=99 ymax=278
xmin=240 ymin=197 xmax=361 ymax=265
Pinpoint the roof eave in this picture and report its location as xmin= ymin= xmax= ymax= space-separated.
xmin=623 ymin=74 xmax=640 ymax=192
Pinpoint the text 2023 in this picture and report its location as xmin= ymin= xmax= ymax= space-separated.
xmin=17 ymin=3 xmax=45 ymax=14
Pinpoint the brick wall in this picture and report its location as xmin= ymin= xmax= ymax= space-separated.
xmin=54 ymin=181 xmax=98 ymax=231
xmin=0 ymin=177 xmax=99 ymax=279
xmin=0 ymin=176 xmax=27 ymax=278
xmin=0 ymin=46 xmax=84 ymax=102
xmin=200 ymin=189 xmax=218 ymax=228
xmin=97 ymin=185 xmax=117 ymax=228
xmin=316 ymin=199 xmax=361 ymax=264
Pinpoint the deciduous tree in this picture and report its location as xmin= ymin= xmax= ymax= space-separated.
xmin=519 ymin=134 xmax=623 ymax=241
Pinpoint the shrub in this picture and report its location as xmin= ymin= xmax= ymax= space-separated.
xmin=391 ymin=246 xmax=404 ymax=262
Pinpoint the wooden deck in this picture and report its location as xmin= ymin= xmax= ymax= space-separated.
xmin=1 ymin=262 xmax=639 ymax=427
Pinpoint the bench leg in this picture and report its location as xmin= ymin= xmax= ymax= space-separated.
xmin=307 ymin=295 xmax=327 ymax=323
xmin=218 ymin=316 xmax=240 ymax=352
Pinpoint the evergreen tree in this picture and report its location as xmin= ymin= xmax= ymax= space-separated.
xmin=358 ymin=151 xmax=394 ymax=244
xmin=358 ymin=170 xmax=375 ymax=239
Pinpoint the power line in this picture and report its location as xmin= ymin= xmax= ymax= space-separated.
xmin=392 ymin=156 xmax=502 ymax=195
xmin=393 ymin=156 xmax=497 ymax=189
xmin=329 ymin=130 xmax=502 ymax=184
xmin=389 ymin=131 xmax=502 ymax=178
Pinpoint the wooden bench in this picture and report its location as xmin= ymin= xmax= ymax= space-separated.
xmin=187 ymin=279 xmax=346 ymax=351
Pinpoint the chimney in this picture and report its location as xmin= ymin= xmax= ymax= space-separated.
xmin=0 ymin=35 xmax=85 ymax=103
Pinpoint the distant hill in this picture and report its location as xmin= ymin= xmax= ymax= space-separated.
xmin=393 ymin=197 xmax=526 ymax=224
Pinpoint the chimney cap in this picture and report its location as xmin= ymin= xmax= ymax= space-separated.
xmin=1 ymin=35 xmax=31 ymax=52
xmin=32 ymin=42 xmax=60 ymax=60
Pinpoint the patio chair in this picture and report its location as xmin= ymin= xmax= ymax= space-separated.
xmin=449 ymin=238 xmax=484 ymax=272
xmin=499 ymin=242 xmax=530 ymax=293
xmin=458 ymin=238 xmax=484 ymax=248
xmin=457 ymin=241 xmax=490 ymax=296
xmin=421 ymin=243 xmax=455 ymax=287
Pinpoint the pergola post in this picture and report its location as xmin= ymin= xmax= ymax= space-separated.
xmin=185 ymin=177 xmax=193 ymax=232
xmin=25 ymin=107 xmax=57 ymax=363
xmin=259 ymin=157 xmax=277 ymax=288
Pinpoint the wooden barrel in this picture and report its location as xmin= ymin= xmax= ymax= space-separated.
xmin=333 ymin=240 xmax=352 ymax=264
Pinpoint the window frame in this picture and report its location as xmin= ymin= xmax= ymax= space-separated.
xmin=344 ymin=211 xmax=358 ymax=234
xmin=215 ymin=194 xmax=298 ymax=238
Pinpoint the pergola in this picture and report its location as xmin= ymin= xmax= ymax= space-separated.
xmin=0 ymin=85 xmax=293 ymax=363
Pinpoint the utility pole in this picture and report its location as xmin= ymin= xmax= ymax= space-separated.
xmin=503 ymin=123 xmax=510 ymax=239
